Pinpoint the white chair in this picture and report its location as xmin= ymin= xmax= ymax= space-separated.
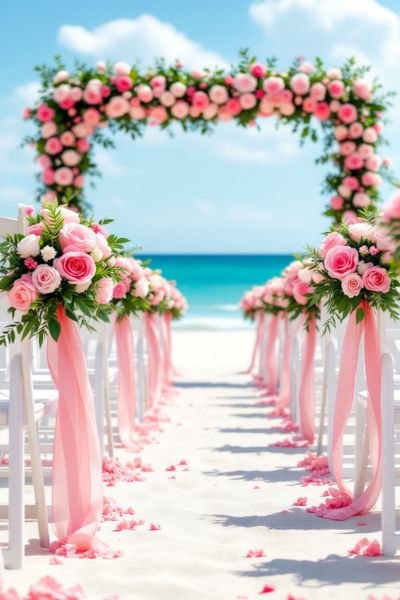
xmin=0 ymin=208 xmax=56 ymax=568
xmin=132 ymin=313 xmax=148 ymax=422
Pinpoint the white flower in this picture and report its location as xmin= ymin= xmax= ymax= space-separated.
xmin=17 ymin=235 xmax=40 ymax=258
xmin=41 ymin=246 xmax=57 ymax=262
xmin=90 ymin=247 xmax=103 ymax=263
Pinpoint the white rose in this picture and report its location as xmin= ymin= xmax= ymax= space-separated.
xmin=348 ymin=223 xmax=377 ymax=243
xmin=17 ymin=234 xmax=40 ymax=258
xmin=90 ymin=247 xmax=103 ymax=262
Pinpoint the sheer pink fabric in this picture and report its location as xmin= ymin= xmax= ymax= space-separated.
xmin=263 ymin=314 xmax=279 ymax=395
xmin=244 ymin=312 xmax=265 ymax=374
xmin=115 ymin=316 xmax=139 ymax=451
xmin=162 ymin=313 xmax=173 ymax=389
xmin=47 ymin=306 xmax=102 ymax=551
xmin=144 ymin=313 xmax=163 ymax=408
xmin=275 ymin=315 xmax=305 ymax=414
xmin=322 ymin=302 xmax=382 ymax=520
xmin=298 ymin=316 xmax=317 ymax=443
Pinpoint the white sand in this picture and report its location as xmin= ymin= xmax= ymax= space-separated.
xmin=3 ymin=329 xmax=400 ymax=599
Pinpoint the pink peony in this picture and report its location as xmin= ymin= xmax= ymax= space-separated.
xmin=363 ymin=127 xmax=378 ymax=144
xmin=340 ymin=141 xmax=356 ymax=156
xmin=250 ymin=63 xmax=266 ymax=78
xmin=362 ymin=266 xmax=391 ymax=293
xmin=349 ymin=122 xmax=363 ymax=139
xmin=44 ymin=137 xmax=62 ymax=155
xmin=362 ymin=171 xmax=381 ymax=187
xmin=320 ymin=231 xmax=347 ymax=258
xmin=209 ymin=85 xmax=228 ymax=105
xmin=32 ymin=264 xmax=61 ymax=294
xmin=61 ymin=150 xmax=81 ymax=167
xmin=41 ymin=122 xmax=57 ymax=139
xmin=280 ymin=102 xmax=295 ymax=116
xmin=192 ymin=91 xmax=209 ymax=109
xmin=314 ymin=102 xmax=330 ymax=120
xmin=160 ymin=91 xmax=175 ymax=107
xmin=60 ymin=131 xmax=75 ymax=147
xmin=338 ymin=103 xmax=358 ymax=124
xmin=344 ymin=153 xmax=364 ymax=171
xmin=54 ymin=167 xmax=73 ymax=186
xmin=353 ymin=192 xmax=371 ymax=208
xmin=353 ymin=79 xmax=371 ymax=101
xmin=263 ymin=76 xmax=285 ymax=96
xmin=170 ymin=82 xmax=187 ymax=98
xmin=290 ymin=73 xmax=310 ymax=95
xmin=303 ymin=97 xmax=316 ymax=113
xmin=113 ymin=281 xmax=129 ymax=299
xmin=293 ymin=280 xmax=313 ymax=305
xmin=328 ymin=80 xmax=344 ymax=99
xmin=54 ymin=251 xmax=96 ymax=285
xmin=105 ymin=96 xmax=129 ymax=119
xmin=113 ymin=61 xmax=131 ymax=76
xmin=334 ymin=125 xmax=348 ymax=141
xmin=341 ymin=273 xmax=363 ymax=298
xmin=171 ymin=100 xmax=189 ymax=119
xmin=83 ymin=108 xmax=101 ymax=126
xmin=310 ymin=82 xmax=326 ymax=101
xmin=59 ymin=223 xmax=96 ymax=253
xmin=203 ymin=103 xmax=218 ymax=120
xmin=240 ymin=93 xmax=257 ymax=110
xmin=83 ymin=83 xmax=102 ymax=105
xmin=77 ymin=138 xmax=90 ymax=153
xmin=36 ymin=104 xmax=55 ymax=122
xmin=149 ymin=106 xmax=168 ymax=123
xmin=324 ymin=245 xmax=359 ymax=280
xmin=330 ymin=195 xmax=344 ymax=210
xmin=132 ymin=277 xmax=150 ymax=298
xmin=359 ymin=143 xmax=374 ymax=159
xmin=42 ymin=168 xmax=55 ymax=185
xmin=95 ymin=277 xmax=114 ymax=304
xmin=233 ymin=73 xmax=257 ymax=93
xmin=7 ymin=275 xmax=38 ymax=312
xmin=365 ymin=154 xmax=381 ymax=172
xmin=343 ymin=176 xmax=359 ymax=190
xmin=136 ymin=84 xmax=153 ymax=103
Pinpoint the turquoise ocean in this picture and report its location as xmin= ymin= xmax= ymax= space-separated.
xmin=138 ymin=254 xmax=292 ymax=330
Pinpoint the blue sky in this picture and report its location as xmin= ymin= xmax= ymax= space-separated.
xmin=1 ymin=0 xmax=400 ymax=253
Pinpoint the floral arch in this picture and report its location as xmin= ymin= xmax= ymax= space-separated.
xmin=25 ymin=52 xmax=394 ymax=221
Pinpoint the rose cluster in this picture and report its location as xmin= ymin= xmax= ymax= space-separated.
xmin=0 ymin=202 xmax=124 ymax=344
xmin=25 ymin=55 xmax=390 ymax=219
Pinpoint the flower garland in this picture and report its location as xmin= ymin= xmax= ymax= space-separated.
xmin=381 ymin=191 xmax=400 ymax=271
xmin=307 ymin=217 xmax=400 ymax=331
xmin=0 ymin=201 xmax=126 ymax=345
xmin=111 ymin=255 xmax=150 ymax=320
xmin=24 ymin=52 xmax=395 ymax=219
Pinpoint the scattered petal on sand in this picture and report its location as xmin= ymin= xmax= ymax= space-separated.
xmin=246 ymin=549 xmax=265 ymax=558
xmin=149 ymin=523 xmax=161 ymax=531
xmin=292 ymin=497 xmax=307 ymax=507
xmin=357 ymin=521 xmax=367 ymax=526
xmin=349 ymin=538 xmax=382 ymax=557
xmin=307 ymin=487 xmax=352 ymax=516
xmin=166 ymin=465 xmax=176 ymax=471
xmin=259 ymin=584 xmax=276 ymax=594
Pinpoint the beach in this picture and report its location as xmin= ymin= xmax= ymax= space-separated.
xmin=3 ymin=328 xmax=399 ymax=600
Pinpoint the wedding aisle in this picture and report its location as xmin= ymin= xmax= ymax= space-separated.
xmin=3 ymin=329 xmax=399 ymax=599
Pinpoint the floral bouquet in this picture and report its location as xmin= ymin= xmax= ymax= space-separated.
xmin=167 ymin=285 xmax=188 ymax=320
xmin=308 ymin=217 xmax=399 ymax=331
xmin=0 ymin=201 xmax=127 ymax=345
xmin=261 ymin=277 xmax=288 ymax=315
xmin=381 ymin=191 xmax=400 ymax=271
xmin=240 ymin=286 xmax=266 ymax=320
xmin=111 ymin=255 xmax=150 ymax=320
xmin=281 ymin=258 xmax=321 ymax=323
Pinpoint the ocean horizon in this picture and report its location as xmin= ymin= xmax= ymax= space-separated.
xmin=137 ymin=254 xmax=293 ymax=330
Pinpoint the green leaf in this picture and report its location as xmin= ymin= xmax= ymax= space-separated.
xmin=49 ymin=318 xmax=61 ymax=342
xmin=356 ymin=307 xmax=365 ymax=324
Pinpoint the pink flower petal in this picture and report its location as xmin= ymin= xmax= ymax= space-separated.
xmin=259 ymin=584 xmax=275 ymax=594
xmin=292 ymin=497 xmax=307 ymax=507
xmin=149 ymin=523 xmax=161 ymax=531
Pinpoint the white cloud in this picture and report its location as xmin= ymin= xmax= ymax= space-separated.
xmin=12 ymin=81 xmax=40 ymax=105
xmin=95 ymin=149 xmax=127 ymax=177
xmin=216 ymin=142 xmax=274 ymax=164
xmin=0 ymin=186 xmax=32 ymax=205
xmin=250 ymin=0 xmax=400 ymax=70
xmin=0 ymin=128 xmax=36 ymax=175
xmin=58 ymin=15 xmax=227 ymax=70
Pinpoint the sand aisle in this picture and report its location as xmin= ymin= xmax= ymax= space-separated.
xmin=4 ymin=330 xmax=400 ymax=599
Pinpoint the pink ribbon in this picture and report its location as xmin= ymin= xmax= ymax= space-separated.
xmin=114 ymin=316 xmax=140 ymax=451
xmin=298 ymin=315 xmax=317 ymax=443
xmin=144 ymin=313 xmax=163 ymax=408
xmin=47 ymin=306 xmax=102 ymax=551
xmin=244 ymin=311 xmax=265 ymax=374
xmin=263 ymin=313 xmax=279 ymax=395
xmin=322 ymin=302 xmax=382 ymax=520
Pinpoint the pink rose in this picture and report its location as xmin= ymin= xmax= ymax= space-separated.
xmin=240 ymin=93 xmax=257 ymax=110
xmin=42 ymin=122 xmax=57 ymax=139
xmin=263 ymin=76 xmax=285 ymax=96
xmin=149 ymin=106 xmax=168 ymax=123
xmin=349 ymin=122 xmax=363 ymax=139
xmin=61 ymin=150 xmax=81 ymax=167
xmin=341 ymin=273 xmax=363 ymax=298
xmin=233 ymin=73 xmax=257 ymax=93
xmin=136 ymin=84 xmax=153 ymax=103
xmin=42 ymin=168 xmax=55 ymax=185
xmin=192 ymin=91 xmax=209 ymax=109
xmin=353 ymin=193 xmax=371 ymax=208
xmin=338 ymin=103 xmax=358 ymax=124
xmin=362 ymin=266 xmax=391 ymax=293
xmin=293 ymin=280 xmax=313 ymax=305
xmin=60 ymin=223 xmax=96 ymax=253
xmin=54 ymin=252 xmax=96 ymax=285
xmin=83 ymin=108 xmax=101 ymax=126
xmin=60 ymin=131 xmax=75 ymax=147
xmin=330 ymin=195 xmax=344 ymax=210
xmin=344 ymin=153 xmax=364 ymax=171
xmin=320 ymin=231 xmax=347 ymax=258
xmin=94 ymin=233 xmax=111 ymax=259
xmin=7 ymin=275 xmax=38 ymax=312
xmin=27 ymin=222 xmax=45 ymax=236
xmin=113 ymin=281 xmax=129 ymax=299
xmin=105 ymin=96 xmax=129 ymax=119
xmin=54 ymin=167 xmax=73 ymax=186
xmin=353 ymin=79 xmax=371 ymax=101
xmin=45 ymin=137 xmax=63 ymax=155
xmin=209 ymin=85 xmax=228 ymax=105
xmin=363 ymin=127 xmax=378 ymax=144
xmin=32 ymin=264 xmax=61 ymax=294
xmin=77 ymin=138 xmax=90 ymax=153
xmin=95 ymin=277 xmax=114 ymax=304
xmin=41 ymin=206 xmax=79 ymax=225
xmin=314 ymin=102 xmax=330 ymax=120
xmin=290 ymin=73 xmax=310 ymax=95
xmin=132 ymin=277 xmax=150 ymax=298
xmin=334 ymin=125 xmax=348 ymax=141
xmin=310 ymin=82 xmax=326 ymax=101
xmin=250 ymin=63 xmax=266 ymax=78
xmin=383 ymin=193 xmax=400 ymax=220
xmin=36 ymin=104 xmax=55 ymax=122
xmin=328 ymin=80 xmax=344 ymax=99
xmin=324 ymin=246 xmax=359 ymax=280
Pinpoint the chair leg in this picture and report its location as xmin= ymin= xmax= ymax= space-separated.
xmin=5 ymin=355 xmax=25 ymax=569
xmin=21 ymin=344 xmax=49 ymax=549
xmin=354 ymin=400 xmax=368 ymax=498
xmin=381 ymin=353 xmax=397 ymax=555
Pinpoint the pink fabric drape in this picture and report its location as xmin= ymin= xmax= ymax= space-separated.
xmin=144 ymin=313 xmax=163 ymax=408
xmin=115 ymin=316 xmax=139 ymax=451
xmin=298 ymin=316 xmax=317 ymax=443
xmin=47 ymin=306 xmax=102 ymax=551
xmin=162 ymin=312 xmax=173 ymax=390
xmin=244 ymin=311 xmax=265 ymax=374
xmin=322 ymin=302 xmax=382 ymax=520
xmin=263 ymin=314 xmax=279 ymax=395
xmin=275 ymin=315 xmax=306 ymax=414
